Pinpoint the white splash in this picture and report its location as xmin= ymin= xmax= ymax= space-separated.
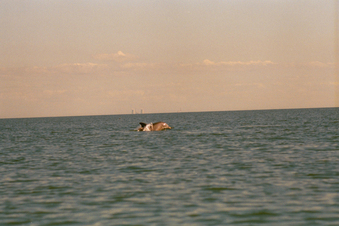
xmin=143 ymin=123 xmax=153 ymax=131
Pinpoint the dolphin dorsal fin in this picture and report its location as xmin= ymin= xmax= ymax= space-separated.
xmin=139 ymin=122 xmax=147 ymax=127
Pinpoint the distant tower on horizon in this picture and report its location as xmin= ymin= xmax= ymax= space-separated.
xmin=140 ymin=109 xmax=143 ymax=114
xmin=132 ymin=109 xmax=135 ymax=114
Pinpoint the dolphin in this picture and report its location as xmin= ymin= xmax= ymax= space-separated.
xmin=137 ymin=122 xmax=172 ymax=131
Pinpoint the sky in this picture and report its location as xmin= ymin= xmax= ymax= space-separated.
xmin=0 ymin=0 xmax=337 ymax=118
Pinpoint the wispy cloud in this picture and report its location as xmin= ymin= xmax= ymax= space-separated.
xmin=297 ymin=61 xmax=334 ymax=68
xmin=176 ymin=60 xmax=277 ymax=72
xmin=93 ymin=51 xmax=138 ymax=62
xmin=52 ymin=63 xmax=109 ymax=74
xmin=201 ymin=59 xmax=276 ymax=66
xmin=1 ymin=58 xmax=334 ymax=78
xmin=0 ymin=63 xmax=110 ymax=77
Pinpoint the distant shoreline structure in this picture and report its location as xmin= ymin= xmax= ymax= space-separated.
xmin=131 ymin=109 xmax=144 ymax=114
xmin=1 ymin=107 xmax=338 ymax=119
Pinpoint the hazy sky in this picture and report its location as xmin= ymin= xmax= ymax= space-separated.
xmin=0 ymin=0 xmax=337 ymax=118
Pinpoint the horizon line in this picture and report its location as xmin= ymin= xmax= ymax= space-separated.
xmin=1 ymin=106 xmax=337 ymax=120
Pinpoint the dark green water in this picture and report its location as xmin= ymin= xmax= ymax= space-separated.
xmin=1 ymin=108 xmax=338 ymax=225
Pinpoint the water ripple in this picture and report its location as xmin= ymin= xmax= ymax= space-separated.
xmin=0 ymin=109 xmax=338 ymax=225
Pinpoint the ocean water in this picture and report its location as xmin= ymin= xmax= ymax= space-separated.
xmin=0 ymin=108 xmax=338 ymax=226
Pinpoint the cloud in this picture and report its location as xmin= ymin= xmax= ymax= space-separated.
xmin=1 ymin=56 xmax=336 ymax=118
xmin=52 ymin=63 xmax=109 ymax=74
xmin=301 ymin=61 xmax=334 ymax=68
xmin=202 ymin=59 xmax=276 ymax=66
xmin=177 ymin=60 xmax=277 ymax=72
xmin=178 ymin=60 xmax=336 ymax=74
xmin=1 ymin=59 xmax=334 ymax=80
xmin=93 ymin=51 xmax=138 ymax=62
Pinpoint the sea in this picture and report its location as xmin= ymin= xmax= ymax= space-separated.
xmin=0 ymin=108 xmax=338 ymax=226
